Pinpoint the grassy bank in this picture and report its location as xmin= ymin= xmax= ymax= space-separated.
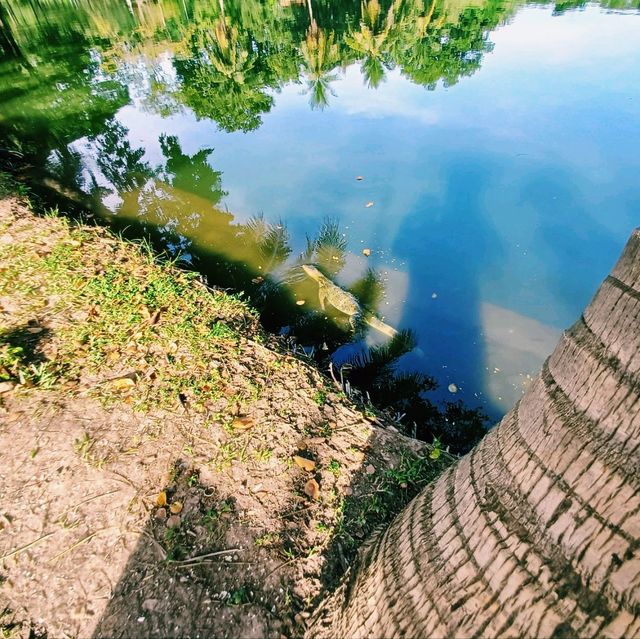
xmin=0 ymin=182 xmax=452 ymax=637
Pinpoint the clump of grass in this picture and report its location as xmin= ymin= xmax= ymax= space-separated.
xmin=0 ymin=209 xmax=260 ymax=415
xmin=334 ymin=451 xmax=448 ymax=553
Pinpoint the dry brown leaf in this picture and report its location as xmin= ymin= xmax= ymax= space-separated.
xmin=293 ymin=455 xmax=316 ymax=472
xmin=26 ymin=326 xmax=43 ymax=334
xmin=109 ymin=377 xmax=135 ymax=391
xmin=156 ymin=491 xmax=167 ymax=507
xmin=169 ymin=501 xmax=183 ymax=514
xmin=304 ymin=478 xmax=320 ymax=500
xmin=232 ymin=416 xmax=256 ymax=431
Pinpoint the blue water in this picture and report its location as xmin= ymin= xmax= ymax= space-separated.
xmin=2 ymin=1 xmax=639 ymax=421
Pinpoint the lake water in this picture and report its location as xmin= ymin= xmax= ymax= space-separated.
xmin=1 ymin=0 xmax=639 ymax=440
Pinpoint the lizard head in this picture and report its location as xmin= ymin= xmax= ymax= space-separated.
xmin=301 ymin=264 xmax=322 ymax=280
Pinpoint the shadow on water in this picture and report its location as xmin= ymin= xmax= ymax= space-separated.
xmin=392 ymin=159 xmax=505 ymax=434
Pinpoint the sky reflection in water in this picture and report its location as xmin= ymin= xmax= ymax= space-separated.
xmin=1 ymin=0 xmax=639 ymax=425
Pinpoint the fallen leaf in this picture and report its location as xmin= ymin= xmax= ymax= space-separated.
xmin=166 ymin=515 xmax=181 ymax=529
xmin=296 ymin=300 xmax=306 ymax=306
xmin=293 ymin=455 xmax=316 ymax=472
xmin=365 ymin=201 xmax=374 ymax=208
xmin=109 ymin=376 xmax=135 ymax=391
xmin=362 ymin=248 xmax=371 ymax=257
xmin=156 ymin=491 xmax=167 ymax=507
xmin=232 ymin=416 xmax=256 ymax=431
xmin=304 ymin=478 xmax=320 ymax=500
xmin=169 ymin=501 xmax=183 ymax=514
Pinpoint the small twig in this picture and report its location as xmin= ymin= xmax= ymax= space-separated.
xmin=136 ymin=529 xmax=167 ymax=561
xmin=49 ymin=527 xmax=115 ymax=563
xmin=264 ymin=557 xmax=297 ymax=579
xmin=55 ymin=488 xmax=120 ymax=521
xmin=0 ymin=531 xmax=56 ymax=561
xmin=328 ymin=362 xmax=342 ymax=391
xmin=175 ymin=560 xmax=248 ymax=569
xmin=169 ymin=548 xmax=241 ymax=564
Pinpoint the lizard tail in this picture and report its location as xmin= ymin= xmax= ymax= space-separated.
xmin=365 ymin=315 xmax=398 ymax=338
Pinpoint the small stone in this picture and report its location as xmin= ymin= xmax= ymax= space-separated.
xmin=166 ymin=515 xmax=181 ymax=529
xmin=142 ymin=599 xmax=159 ymax=612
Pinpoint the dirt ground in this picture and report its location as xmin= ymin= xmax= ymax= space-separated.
xmin=0 ymin=197 xmax=448 ymax=638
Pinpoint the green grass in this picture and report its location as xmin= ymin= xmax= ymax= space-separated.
xmin=0 ymin=210 xmax=258 ymax=415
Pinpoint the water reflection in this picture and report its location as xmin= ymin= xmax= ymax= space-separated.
xmin=1 ymin=0 xmax=639 ymax=451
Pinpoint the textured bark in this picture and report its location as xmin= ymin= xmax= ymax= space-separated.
xmin=311 ymin=229 xmax=640 ymax=639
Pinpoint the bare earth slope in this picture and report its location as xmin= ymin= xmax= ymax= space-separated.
xmin=0 ymin=196 xmax=448 ymax=638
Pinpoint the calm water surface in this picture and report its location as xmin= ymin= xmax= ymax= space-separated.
xmin=1 ymin=0 xmax=639 ymax=433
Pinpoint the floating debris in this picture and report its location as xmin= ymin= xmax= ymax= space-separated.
xmin=365 ymin=202 xmax=374 ymax=208
xmin=356 ymin=176 xmax=364 ymax=181
xmin=431 ymin=293 xmax=438 ymax=299
xmin=448 ymin=383 xmax=458 ymax=393
xmin=362 ymin=248 xmax=371 ymax=257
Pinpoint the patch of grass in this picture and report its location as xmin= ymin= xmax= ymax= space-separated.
xmin=334 ymin=452 xmax=449 ymax=553
xmin=313 ymin=389 xmax=327 ymax=406
xmin=252 ymin=447 xmax=273 ymax=463
xmin=73 ymin=432 xmax=107 ymax=469
xmin=163 ymin=526 xmax=189 ymax=561
xmin=255 ymin=531 xmax=280 ymax=548
xmin=0 ymin=209 xmax=260 ymax=415
xmin=228 ymin=586 xmax=249 ymax=605
xmin=327 ymin=459 xmax=341 ymax=476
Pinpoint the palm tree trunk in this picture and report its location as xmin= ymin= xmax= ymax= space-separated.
xmin=311 ymin=228 xmax=640 ymax=638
